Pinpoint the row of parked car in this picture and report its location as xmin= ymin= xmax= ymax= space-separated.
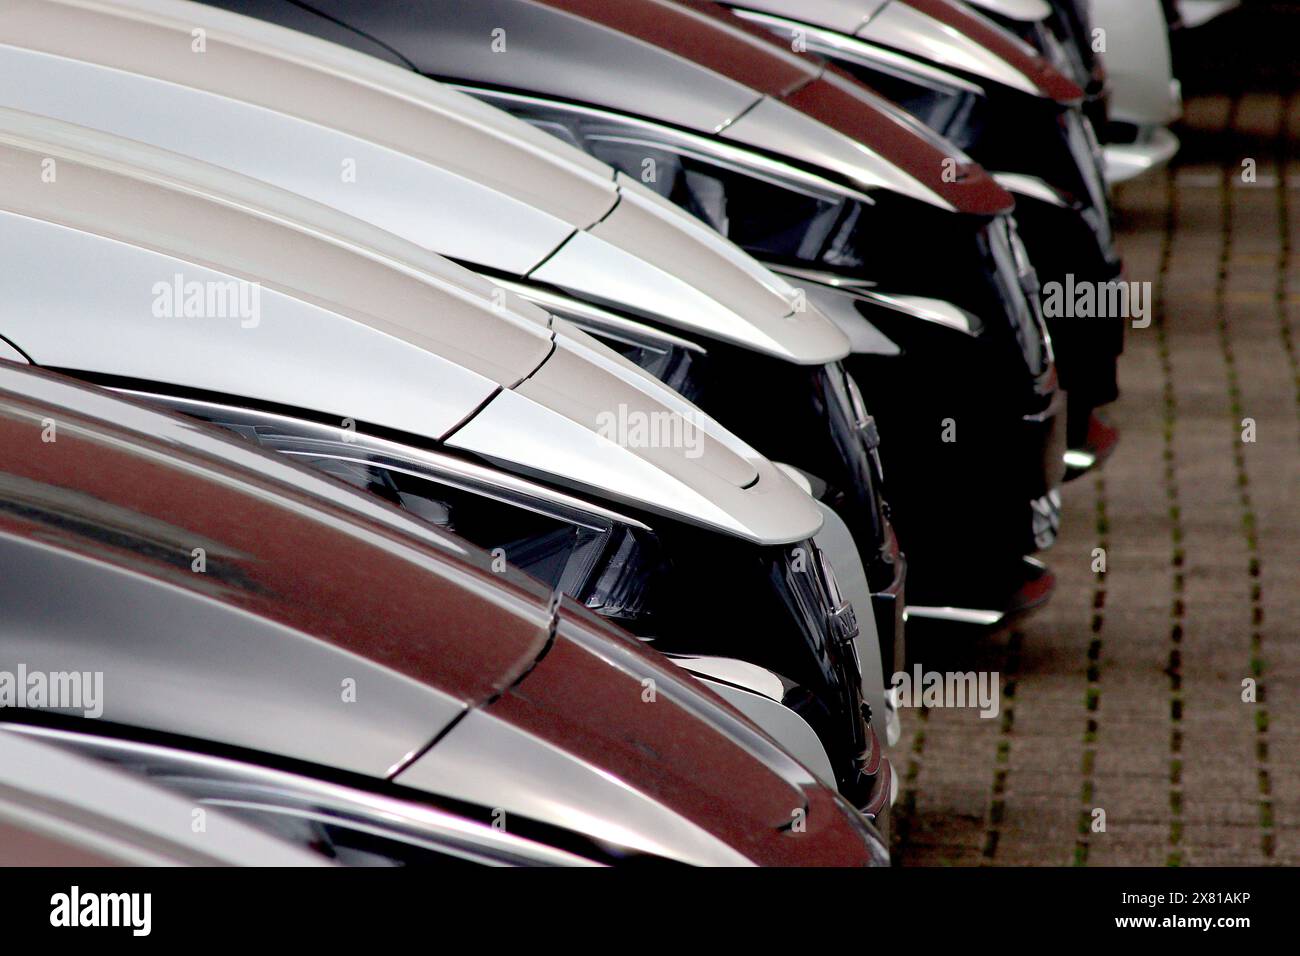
xmin=0 ymin=0 xmax=1225 ymax=866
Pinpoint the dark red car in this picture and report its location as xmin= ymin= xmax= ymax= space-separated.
xmin=0 ymin=362 xmax=887 ymax=866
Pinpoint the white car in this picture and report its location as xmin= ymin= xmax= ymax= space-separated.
xmin=965 ymin=0 xmax=1183 ymax=181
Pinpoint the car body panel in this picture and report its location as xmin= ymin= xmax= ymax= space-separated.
xmin=278 ymin=0 xmax=1011 ymax=214
xmin=1090 ymin=0 xmax=1181 ymax=128
xmin=122 ymin=385 xmax=877 ymax=809
xmin=447 ymin=332 xmax=827 ymax=543
xmin=545 ymin=319 xmax=765 ymax=468
xmin=550 ymin=0 xmax=1011 ymax=212
xmin=0 ymin=115 xmax=555 ymax=441
xmin=726 ymin=0 xmax=890 ymax=35
xmin=532 ymin=175 xmax=847 ymax=362
xmin=2 ymin=0 xmax=618 ymax=229
xmin=732 ymin=0 xmax=1062 ymax=101
xmin=12 ymin=724 xmax=605 ymax=867
xmin=535 ymin=0 xmax=823 ymax=99
xmin=675 ymin=656 xmax=839 ymax=786
xmin=0 ymin=534 xmax=469 ymax=779
xmin=0 ymin=43 xmax=587 ymax=278
xmin=0 ymin=109 xmax=822 ymax=546
xmin=769 ymin=68 xmax=1011 ymax=214
xmin=732 ymin=8 xmax=989 ymax=96
xmin=962 ymin=0 xmax=1052 ymax=21
xmin=0 ymin=361 xmax=495 ymax=567
xmin=1176 ymin=0 xmax=1240 ymax=29
xmin=856 ymin=0 xmax=1082 ymax=102
xmin=298 ymin=0 xmax=764 ymax=134
xmin=398 ymin=598 xmax=886 ymax=866
xmin=0 ymin=366 xmax=554 ymax=778
xmin=0 ymin=729 xmax=332 ymax=866
xmin=1102 ymin=126 xmax=1181 ymax=184
xmin=2 ymin=0 xmax=847 ymax=364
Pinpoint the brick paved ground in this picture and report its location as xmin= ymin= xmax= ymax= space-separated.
xmin=891 ymin=2 xmax=1299 ymax=866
